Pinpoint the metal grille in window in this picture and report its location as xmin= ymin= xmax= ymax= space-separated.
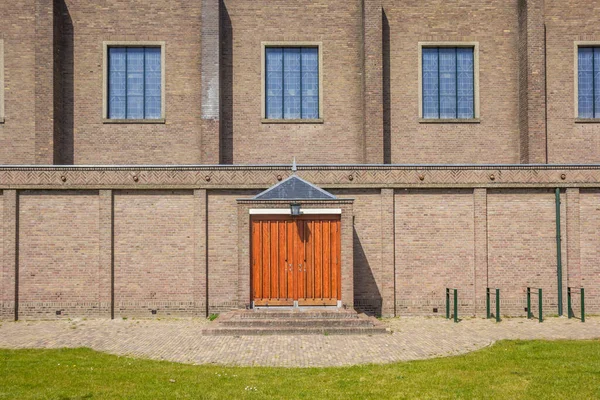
xmin=578 ymin=47 xmax=600 ymax=118
xmin=108 ymin=47 xmax=162 ymax=119
xmin=422 ymin=47 xmax=474 ymax=119
xmin=266 ymin=47 xmax=319 ymax=119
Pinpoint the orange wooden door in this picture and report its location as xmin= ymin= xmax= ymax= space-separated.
xmin=297 ymin=217 xmax=341 ymax=306
xmin=252 ymin=218 xmax=295 ymax=306
xmin=251 ymin=216 xmax=341 ymax=306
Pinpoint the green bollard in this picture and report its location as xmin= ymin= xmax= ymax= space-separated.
xmin=454 ymin=289 xmax=458 ymax=323
xmin=539 ymin=288 xmax=543 ymax=323
xmin=581 ymin=288 xmax=585 ymax=323
xmin=527 ymin=288 xmax=531 ymax=319
xmin=446 ymin=288 xmax=450 ymax=320
xmin=568 ymin=287 xmax=572 ymax=319
xmin=486 ymin=288 xmax=491 ymax=319
xmin=496 ymin=289 xmax=500 ymax=323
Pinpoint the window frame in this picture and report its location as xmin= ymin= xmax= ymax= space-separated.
xmin=261 ymin=41 xmax=324 ymax=124
xmin=574 ymin=41 xmax=600 ymax=122
xmin=0 ymin=39 xmax=4 ymax=123
xmin=418 ymin=42 xmax=480 ymax=123
xmin=102 ymin=41 xmax=166 ymax=124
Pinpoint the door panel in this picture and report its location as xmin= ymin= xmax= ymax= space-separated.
xmin=251 ymin=216 xmax=340 ymax=306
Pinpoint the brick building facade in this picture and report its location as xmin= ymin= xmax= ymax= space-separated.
xmin=0 ymin=0 xmax=599 ymax=320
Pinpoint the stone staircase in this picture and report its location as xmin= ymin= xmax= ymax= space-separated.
xmin=201 ymin=309 xmax=389 ymax=336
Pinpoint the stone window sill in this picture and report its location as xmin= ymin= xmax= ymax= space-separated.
xmin=575 ymin=118 xmax=600 ymax=123
xmin=261 ymin=118 xmax=324 ymax=124
xmin=103 ymin=118 xmax=166 ymax=124
xmin=419 ymin=118 xmax=480 ymax=124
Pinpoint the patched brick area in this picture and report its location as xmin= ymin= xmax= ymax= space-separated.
xmin=113 ymin=191 xmax=196 ymax=318
xmin=18 ymin=191 xmax=101 ymax=319
xmin=395 ymin=189 xmax=475 ymax=315
xmin=0 ymin=317 xmax=598 ymax=367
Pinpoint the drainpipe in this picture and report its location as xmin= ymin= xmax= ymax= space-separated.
xmin=555 ymin=188 xmax=563 ymax=316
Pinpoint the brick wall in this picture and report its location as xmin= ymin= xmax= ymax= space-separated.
xmin=207 ymin=190 xmax=258 ymax=313
xmin=332 ymin=189 xmax=384 ymax=315
xmin=113 ymin=190 xmax=195 ymax=318
xmin=18 ymin=191 xmax=101 ymax=319
xmin=0 ymin=1 xmax=36 ymax=164
xmin=546 ymin=0 xmax=600 ymax=163
xmin=383 ymin=0 xmax=520 ymax=164
xmin=487 ymin=189 xmax=565 ymax=316
xmin=220 ymin=0 xmax=364 ymax=164
xmin=394 ymin=189 xmax=475 ymax=315
xmin=61 ymin=1 xmax=203 ymax=165
xmin=579 ymin=189 xmax=600 ymax=314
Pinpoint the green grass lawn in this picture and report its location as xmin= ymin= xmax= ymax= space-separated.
xmin=1 ymin=340 xmax=599 ymax=399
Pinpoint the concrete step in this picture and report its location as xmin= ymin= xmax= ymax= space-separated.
xmin=201 ymin=309 xmax=390 ymax=336
xmin=201 ymin=325 xmax=389 ymax=336
xmin=231 ymin=310 xmax=360 ymax=320
xmin=220 ymin=318 xmax=374 ymax=328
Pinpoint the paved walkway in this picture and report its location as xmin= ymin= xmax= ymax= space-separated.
xmin=0 ymin=317 xmax=598 ymax=367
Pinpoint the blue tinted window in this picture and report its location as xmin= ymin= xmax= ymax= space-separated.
xmin=266 ymin=47 xmax=319 ymax=119
xmin=108 ymin=47 xmax=162 ymax=119
xmin=577 ymin=47 xmax=600 ymax=118
xmin=422 ymin=47 xmax=474 ymax=119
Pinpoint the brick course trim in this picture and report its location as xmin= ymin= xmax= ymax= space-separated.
xmin=0 ymin=165 xmax=599 ymax=189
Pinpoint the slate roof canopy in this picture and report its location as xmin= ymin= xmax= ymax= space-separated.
xmin=253 ymin=175 xmax=337 ymax=201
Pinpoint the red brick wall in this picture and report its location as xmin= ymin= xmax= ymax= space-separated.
xmin=579 ymin=190 xmax=600 ymax=314
xmin=18 ymin=191 xmax=100 ymax=319
xmin=394 ymin=189 xmax=475 ymax=315
xmin=62 ymin=1 xmax=203 ymax=165
xmin=113 ymin=190 xmax=195 ymax=318
xmin=221 ymin=0 xmax=364 ymax=164
xmin=546 ymin=0 xmax=600 ymax=163
xmin=383 ymin=0 xmax=520 ymax=164
xmin=0 ymin=1 xmax=36 ymax=164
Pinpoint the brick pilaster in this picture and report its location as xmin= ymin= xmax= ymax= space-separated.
xmin=2 ymin=191 xmax=17 ymax=321
xmin=194 ymin=189 xmax=208 ymax=317
xmin=341 ymin=203 xmax=355 ymax=309
xmin=201 ymin=0 xmax=220 ymax=164
xmin=363 ymin=0 xmax=384 ymax=164
xmin=98 ymin=190 xmax=112 ymax=318
xmin=474 ymin=188 xmax=488 ymax=317
xmin=380 ymin=189 xmax=395 ymax=317
xmin=518 ymin=0 xmax=547 ymax=164
xmin=35 ymin=0 xmax=55 ymax=164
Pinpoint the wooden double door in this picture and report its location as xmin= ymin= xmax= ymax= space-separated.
xmin=251 ymin=215 xmax=341 ymax=306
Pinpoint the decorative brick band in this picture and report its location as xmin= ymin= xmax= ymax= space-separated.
xmin=0 ymin=165 xmax=598 ymax=189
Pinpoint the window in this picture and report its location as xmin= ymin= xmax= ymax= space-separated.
xmin=577 ymin=47 xmax=600 ymax=119
xmin=419 ymin=43 xmax=479 ymax=121
xmin=102 ymin=42 xmax=165 ymax=122
xmin=262 ymin=43 xmax=322 ymax=121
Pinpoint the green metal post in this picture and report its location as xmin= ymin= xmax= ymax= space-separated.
xmin=496 ymin=289 xmax=500 ymax=323
xmin=453 ymin=289 xmax=458 ymax=323
xmin=527 ymin=287 xmax=531 ymax=319
xmin=486 ymin=288 xmax=490 ymax=319
xmin=581 ymin=288 xmax=585 ymax=323
xmin=568 ymin=287 xmax=572 ymax=319
xmin=446 ymin=288 xmax=450 ymax=320
xmin=539 ymin=288 xmax=543 ymax=323
xmin=556 ymin=188 xmax=563 ymax=316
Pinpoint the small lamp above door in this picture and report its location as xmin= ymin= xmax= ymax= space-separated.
xmin=290 ymin=202 xmax=302 ymax=216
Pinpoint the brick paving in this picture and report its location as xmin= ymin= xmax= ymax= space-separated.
xmin=0 ymin=317 xmax=598 ymax=368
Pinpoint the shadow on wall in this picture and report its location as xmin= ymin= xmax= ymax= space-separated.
xmin=382 ymin=9 xmax=391 ymax=164
xmin=353 ymin=227 xmax=382 ymax=317
xmin=220 ymin=0 xmax=233 ymax=164
xmin=54 ymin=0 xmax=74 ymax=165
